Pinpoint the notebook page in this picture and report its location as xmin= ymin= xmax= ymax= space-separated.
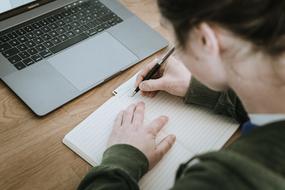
xmin=113 ymin=74 xmax=238 ymax=153
xmin=63 ymin=74 xmax=239 ymax=189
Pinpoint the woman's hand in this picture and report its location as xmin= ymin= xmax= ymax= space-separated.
xmin=135 ymin=56 xmax=191 ymax=98
xmin=107 ymin=102 xmax=176 ymax=169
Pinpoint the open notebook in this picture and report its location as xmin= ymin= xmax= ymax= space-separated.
xmin=63 ymin=74 xmax=239 ymax=190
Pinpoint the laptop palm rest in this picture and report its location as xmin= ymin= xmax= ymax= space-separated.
xmin=48 ymin=32 xmax=138 ymax=91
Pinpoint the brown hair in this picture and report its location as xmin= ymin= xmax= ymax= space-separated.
xmin=158 ymin=0 xmax=285 ymax=55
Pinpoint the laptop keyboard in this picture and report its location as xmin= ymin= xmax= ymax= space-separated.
xmin=0 ymin=0 xmax=123 ymax=70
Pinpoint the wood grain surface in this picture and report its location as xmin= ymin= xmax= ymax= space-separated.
xmin=0 ymin=1 xmax=238 ymax=189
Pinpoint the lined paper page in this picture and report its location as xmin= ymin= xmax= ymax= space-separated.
xmin=63 ymin=74 xmax=239 ymax=190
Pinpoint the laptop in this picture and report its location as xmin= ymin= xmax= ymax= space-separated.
xmin=0 ymin=0 xmax=168 ymax=116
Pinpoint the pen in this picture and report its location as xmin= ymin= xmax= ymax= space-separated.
xmin=131 ymin=46 xmax=175 ymax=97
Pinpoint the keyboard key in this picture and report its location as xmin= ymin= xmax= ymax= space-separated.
xmin=25 ymin=41 xmax=36 ymax=48
xmin=18 ymin=36 xmax=29 ymax=43
xmin=8 ymin=55 xmax=21 ymax=64
xmin=51 ymin=37 xmax=61 ymax=45
xmin=43 ymin=41 xmax=54 ymax=48
xmin=31 ymin=54 xmax=43 ymax=62
xmin=50 ymin=33 xmax=88 ymax=54
xmin=3 ymin=48 xmax=19 ymax=58
xmin=54 ymin=14 xmax=63 ymax=20
xmin=23 ymin=58 xmax=34 ymax=66
xmin=59 ymin=34 xmax=68 ymax=41
xmin=50 ymin=23 xmax=59 ymax=29
xmin=9 ymin=39 xmax=20 ymax=46
xmin=49 ymin=31 xmax=58 ymax=37
xmin=17 ymin=44 xmax=28 ymax=51
xmin=66 ymin=31 xmax=76 ymax=38
xmin=15 ymin=29 xmax=26 ymax=36
xmin=41 ymin=26 xmax=51 ymax=33
xmin=26 ymin=33 xmax=36 ymax=39
xmin=14 ymin=62 xmax=26 ymax=70
xmin=7 ymin=32 xmax=18 ymax=40
xmin=65 ymin=24 xmax=73 ymax=30
xmin=39 ymin=20 xmax=49 ymax=26
xmin=27 ymin=48 xmax=38 ymax=55
xmin=19 ymin=51 xmax=30 ymax=59
xmin=41 ymin=34 xmax=52 ymax=40
xmin=71 ymin=21 xmax=80 ymax=28
xmin=39 ymin=49 xmax=52 ymax=58
xmin=24 ymin=25 xmax=34 ymax=32
xmin=74 ymin=28 xmax=83 ymax=34
xmin=47 ymin=16 xmax=57 ymax=23
xmin=34 ymin=29 xmax=43 ymax=36
xmin=42 ymin=19 xmax=50 ymax=25
xmin=56 ymin=20 xmax=65 ymax=26
xmin=63 ymin=17 xmax=72 ymax=23
xmin=56 ymin=27 xmax=66 ymax=34
xmin=0 ymin=35 xmax=9 ymax=43
xmin=33 ymin=37 xmax=44 ymax=44
xmin=35 ymin=44 xmax=46 ymax=51
xmin=0 ymin=43 xmax=12 ymax=52
xmin=32 ymin=23 xmax=42 ymax=29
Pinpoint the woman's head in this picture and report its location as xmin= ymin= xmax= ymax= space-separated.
xmin=158 ymin=0 xmax=285 ymax=112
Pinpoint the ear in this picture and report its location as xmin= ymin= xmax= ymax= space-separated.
xmin=197 ymin=23 xmax=220 ymax=56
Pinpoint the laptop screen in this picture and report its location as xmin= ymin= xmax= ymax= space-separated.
xmin=1 ymin=0 xmax=37 ymax=14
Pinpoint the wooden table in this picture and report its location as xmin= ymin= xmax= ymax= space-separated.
xmin=0 ymin=1 xmax=172 ymax=189
xmin=0 ymin=1 xmax=238 ymax=189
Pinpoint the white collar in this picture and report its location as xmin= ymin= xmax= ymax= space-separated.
xmin=249 ymin=114 xmax=285 ymax=126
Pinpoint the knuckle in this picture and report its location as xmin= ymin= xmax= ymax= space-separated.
xmin=146 ymin=127 xmax=155 ymax=135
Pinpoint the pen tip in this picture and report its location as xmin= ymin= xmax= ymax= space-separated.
xmin=131 ymin=91 xmax=137 ymax=97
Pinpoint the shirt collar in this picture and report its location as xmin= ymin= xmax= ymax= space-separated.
xmin=249 ymin=114 xmax=285 ymax=126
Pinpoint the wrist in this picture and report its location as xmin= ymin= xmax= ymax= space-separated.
xmin=101 ymin=144 xmax=149 ymax=181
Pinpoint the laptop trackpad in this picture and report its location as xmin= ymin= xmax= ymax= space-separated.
xmin=48 ymin=33 xmax=138 ymax=91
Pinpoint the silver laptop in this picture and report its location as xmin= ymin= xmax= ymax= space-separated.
xmin=0 ymin=0 xmax=168 ymax=116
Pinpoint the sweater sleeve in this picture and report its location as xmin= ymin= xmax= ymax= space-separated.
xmin=184 ymin=77 xmax=248 ymax=124
xmin=78 ymin=144 xmax=149 ymax=190
xmin=169 ymin=122 xmax=285 ymax=190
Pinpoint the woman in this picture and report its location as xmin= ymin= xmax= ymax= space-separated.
xmin=78 ymin=0 xmax=285 ymax=189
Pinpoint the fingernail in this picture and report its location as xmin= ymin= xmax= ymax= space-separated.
xmin=139 ymin=82 xmax=146 ymax=90
xmin=170 ymin=135 xmax=176 ymax=142
xmin=162 ymin=116 xmax=169 ymax=121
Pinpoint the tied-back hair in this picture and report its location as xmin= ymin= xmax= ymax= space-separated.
xmin=158 ymin=0 xmax=285 ymax=56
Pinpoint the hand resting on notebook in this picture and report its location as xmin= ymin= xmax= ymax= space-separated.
xmin=107 ymin=102 xmax=176 ymax=169
xmin=135 ymin=56 xmax=191 ymax=98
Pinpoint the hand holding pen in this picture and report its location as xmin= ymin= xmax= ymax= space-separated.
xmin=132 ymin=47 xmax=175 ymax=97
xmin=133 ymin=47 xmax=192 ymax=98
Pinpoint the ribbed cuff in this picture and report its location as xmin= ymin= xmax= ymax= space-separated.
xmin=184 ymin=77 xmax=221 ymax=109
xmin=101 ymin=144 xmax=149 ymax=181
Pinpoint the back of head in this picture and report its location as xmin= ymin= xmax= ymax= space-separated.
xmin=158 ymin=0 xmax=285 ymax=56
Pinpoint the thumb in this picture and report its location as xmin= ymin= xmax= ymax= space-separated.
xmin=139 ymin=78 xmax=166 ymax=92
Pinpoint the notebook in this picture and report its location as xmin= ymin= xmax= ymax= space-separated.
xmin=63 ymin=74 xmax=239 ymax=190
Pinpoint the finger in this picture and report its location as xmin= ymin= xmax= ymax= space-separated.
xmin=149 ymin=92 xmax=158 ymax=98
xmin=147 ymin=116 xmax=169 ymax=136
xmin=133 ymin=102 xmax=145 ymax=127
xmin=122 ymin=104 xmax=136 ymax=125
xmin=114 ymin=111 xmax=124 ymax=129
xmin=156 ymin=135 xmax=176 ymax=158
xmin=139 ymin=78 xmax=166 ymax=92
xmin=135 ymin=58 xmax=159 ymax=87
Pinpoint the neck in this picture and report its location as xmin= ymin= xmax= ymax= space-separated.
xmin=227 ymin=52 xmax=285 ymax=114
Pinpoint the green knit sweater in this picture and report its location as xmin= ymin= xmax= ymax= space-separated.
xmin=77 ymin=78 xmax=285 ymax=190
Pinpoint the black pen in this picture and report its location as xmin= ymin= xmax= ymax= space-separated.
xmin=131 ymin=47 xmax=175 ymax=97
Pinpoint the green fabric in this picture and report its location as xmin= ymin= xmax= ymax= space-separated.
xmin=78 ymin=79 xmax=284 ymax=190
xmin=184 ymin=78 xmax=248 ymax=124
xmin=172 ymin=121 xmax=285 ymax=190
xmin=78 ymin=144 xmax=149 ymax=190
